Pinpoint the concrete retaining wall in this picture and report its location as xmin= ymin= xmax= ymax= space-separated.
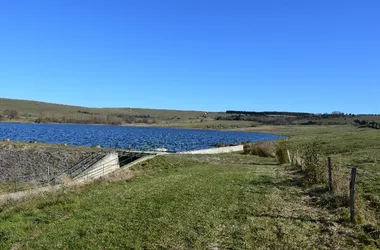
xmin=74 ymin=152 xmax=120 ymax=182
xmin=178 ymin=145 xmax=244 ymax=155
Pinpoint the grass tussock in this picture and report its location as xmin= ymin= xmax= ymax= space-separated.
xmin=243 ymin=139 xmax=289 ymax=164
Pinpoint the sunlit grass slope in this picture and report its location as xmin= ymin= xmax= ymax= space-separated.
xmin=0 ymin=155 xmax=370 ymax=249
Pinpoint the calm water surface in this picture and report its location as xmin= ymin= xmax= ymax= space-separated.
xmin=0 ymin=123 xmax=285 ymax=152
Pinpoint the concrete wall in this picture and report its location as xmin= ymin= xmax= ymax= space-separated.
xmin=178 ymin=145 xmax=244 ymax=155
xmin=74 ymin=152 xmax=120 ymax=182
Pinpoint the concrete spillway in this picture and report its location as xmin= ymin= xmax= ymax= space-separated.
xmin=63 ymin=151 xmax=156 ymax=182
xmin=73 ymin=152 xmax=120 ymax=182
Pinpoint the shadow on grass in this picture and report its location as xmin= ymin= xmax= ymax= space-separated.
xmin=281 ymin=170 xmax=349 ymax=210
xmin=252 ymin=213 xmax=340 ymax=224
xmin=245 ymin=169 xmax=344 ymax=224
xmin=248 ymin=168 xmax=306 ymax=189
xmin=241 ymin=162 xmax=280 ymax=166
xmin=247 ymin=166 xmax=350 ymax=220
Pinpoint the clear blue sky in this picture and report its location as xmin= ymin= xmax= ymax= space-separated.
xmin=0 ymin=0 xmax=379 ymax=114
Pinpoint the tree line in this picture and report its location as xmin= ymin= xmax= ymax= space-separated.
xmin=0 ymin=109 xmax=157 ymax=126
xmin=0 ymin=109 xmax=19 ymax=120
xmin=226 ymin=110 xmax=314 ymax=117
xmin=354 ymin=119 xmax=380 ymax=129
xmin=36 ymin=112 xmax=156 ymax=125
xmin=225 ymin=110 xmax=364 ymax=118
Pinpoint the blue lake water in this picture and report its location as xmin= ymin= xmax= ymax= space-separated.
xmin=0 ymin=123 xmax=285 ymax=152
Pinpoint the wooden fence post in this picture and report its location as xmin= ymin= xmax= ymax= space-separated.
xmin=350 ymin=167 xmax=357 ymax=223
xmin=328 ymin=157 xmax=333 ymax=191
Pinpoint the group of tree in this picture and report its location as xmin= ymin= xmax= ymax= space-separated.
xmin=115 ymin=114 xmax=151 ymax=124
xmin=226 ymin=110 xmax=314 ymax=117
xmin=217 ymin=114 xmax=298 ymax=125
xmin=0 ymin=109 xmax=19 ymax=120
xmin=218 ymin=110 xmax=363 ymax=126
xmin=35 ymin=112 xmax=156 ymax=126
xmin=354 ymin=119 xmax=380 ymax=129
xmin=35 ymin=114 xmax=124 ymax=125
xmin=225 ymin=110 xmax=361 ymax=118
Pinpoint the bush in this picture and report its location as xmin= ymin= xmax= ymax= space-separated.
xmin=243 ymin=143 xmax=252 ymax=154
xmin=276 ymin=139 xmax=289 ymax=164
xmin=3 ymin=109 xmax=19 ymax=119
xmin=243 ymin=141 xmax=276 ymax=157
xmin=301 ymin=138 xmax=327 ymax=184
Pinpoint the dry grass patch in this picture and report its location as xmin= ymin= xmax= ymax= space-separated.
xmin=243 ymin=141 xmax=276 ymax=157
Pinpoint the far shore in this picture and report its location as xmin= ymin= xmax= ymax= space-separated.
xmin=1 ymin=120 xmax=352 ymax=139
xmin=0 ymin=120 xmax=272 ymax=133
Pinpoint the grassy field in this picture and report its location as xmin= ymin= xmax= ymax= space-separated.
xmin=240 ymin=125 xmax=380 ymax=226
xmin=1 ymin=154 xmax=375 ymax=249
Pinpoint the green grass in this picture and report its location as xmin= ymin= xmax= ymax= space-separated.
xmin=242 ymin=125 xmax=380 ymax=228
xmin=0 ymin=155 xmax=375 ymax=249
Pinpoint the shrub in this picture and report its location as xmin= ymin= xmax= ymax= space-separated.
xmin=243 ymin=141 xmax=276 ymax=157
xmin=3 ymin=110 xmax=19 ymax=119
xmin=276 ymin=139 xmax=289 ymax=164
xmin=243 ymin=143 xmax=253 ymax=154
xmin=331 ymin=159 xmax=349 ymax=195
xmin=301 ymin=138 xmax=327 ymax=184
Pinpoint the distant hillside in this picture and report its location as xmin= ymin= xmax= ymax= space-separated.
xmin=0 ymin=97 xmax=222 ymax=126
xmin=1 ymin=97 xmax=380 ymax=129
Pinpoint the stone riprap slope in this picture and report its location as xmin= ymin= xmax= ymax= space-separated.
xmin=0 ymin=142 xmax=105 ymax=182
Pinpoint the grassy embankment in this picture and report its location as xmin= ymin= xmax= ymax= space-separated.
xmin=1 ymin=125 xmax=380 ymax=249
